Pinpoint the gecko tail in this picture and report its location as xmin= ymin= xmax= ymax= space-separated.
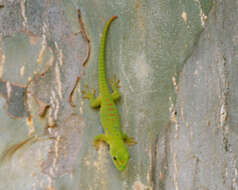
xmin=98 ymin=16 xmax=118 ymax=93
xmin=110 ymin=16 xmax=118 ymax=22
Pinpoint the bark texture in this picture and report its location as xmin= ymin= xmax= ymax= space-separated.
xmin=1 ymin=0 xmax=237 ymax=190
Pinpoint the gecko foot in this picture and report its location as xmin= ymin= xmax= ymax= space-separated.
xmin=94 ymin=134 xmax=108 ymax=150
xmin=122 ymin=134 xmax=137 ymax=146
xmin=110 ymin=74 xmax=120 ymax=90
xmin=82 ymin=85 xmax=96 ymax=99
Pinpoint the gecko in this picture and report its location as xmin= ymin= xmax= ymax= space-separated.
xmin=83 ymin=16 xmax=136 ymax=171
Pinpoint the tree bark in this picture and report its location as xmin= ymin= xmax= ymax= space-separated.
xmin=1 ymin=0 xmax=237 ymax=190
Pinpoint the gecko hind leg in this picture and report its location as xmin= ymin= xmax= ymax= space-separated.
xmin=94 ymin=134 xmax=108 ymax=150
xmin=122 ymin=133 xmax=137 ymax=146
xmin=82 ymin=85 xmax=101 ymax=108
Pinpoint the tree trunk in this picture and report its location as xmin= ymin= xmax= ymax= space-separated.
xmin=0 ymin=0 xmax=237 ymax=189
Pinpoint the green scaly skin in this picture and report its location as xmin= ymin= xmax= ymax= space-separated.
xmin=83 ymin=16 xmax=136 ymax=171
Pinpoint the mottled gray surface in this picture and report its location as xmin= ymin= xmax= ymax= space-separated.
xmin=157 ymin=0 xmax=238 ymax=190
xmin=1 ymin=0 xmax=237 ymax=189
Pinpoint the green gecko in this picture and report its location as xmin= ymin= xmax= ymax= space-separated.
xmin=83 ymin=16 xmax=136 ymax=171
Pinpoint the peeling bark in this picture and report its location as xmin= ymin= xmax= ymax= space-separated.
xmin=2 ymin=0 xmax=238 ymax=190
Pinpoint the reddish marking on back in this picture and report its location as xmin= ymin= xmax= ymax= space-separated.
xmin=107 ymin=103 xmax=113 ymax=106
xmin=108 ymin=108 xmax=114 ymax=111
xmin=109 ymin=113 xmax=115 ymax=116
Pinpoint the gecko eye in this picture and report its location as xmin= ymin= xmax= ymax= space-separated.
xmin=113 ymin=156 xmax=117 ymax=161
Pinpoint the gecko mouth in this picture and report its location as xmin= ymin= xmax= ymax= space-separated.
xmin=116 ymin=160 xmax=128 ymax=171
xmin=118 ymin=165 xmax=127 ymax=171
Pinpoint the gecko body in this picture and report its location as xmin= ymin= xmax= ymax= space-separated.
xmin=83 ymin=16 xmax=136 ymax=171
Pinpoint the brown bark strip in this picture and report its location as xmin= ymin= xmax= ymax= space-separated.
xmin=69 ymin=76 xmax=80 ymax=107
xmin=0 ymin=2 xmax=4 ymax=8
xmin=0 ymin=136 xmax=35 ymax=164
xmin=77 ymin=9 xmax=90 ymax=66
xmin=33 ymin=95 xmax=50 ymax=117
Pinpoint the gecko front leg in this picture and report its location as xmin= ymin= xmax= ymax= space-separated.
xmin=82 ymin=85 xmax=101 ymax=108
xmin=122 ymin=133 xmax=137 ymax=146
xmin=94 ymin=134 xmax=108 ymax=150
xmin=110 ymin=75 xmax=121 ymax=101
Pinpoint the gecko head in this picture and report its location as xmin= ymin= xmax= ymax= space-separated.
xmin=110 ymin=142 xmax=130 ymax=172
